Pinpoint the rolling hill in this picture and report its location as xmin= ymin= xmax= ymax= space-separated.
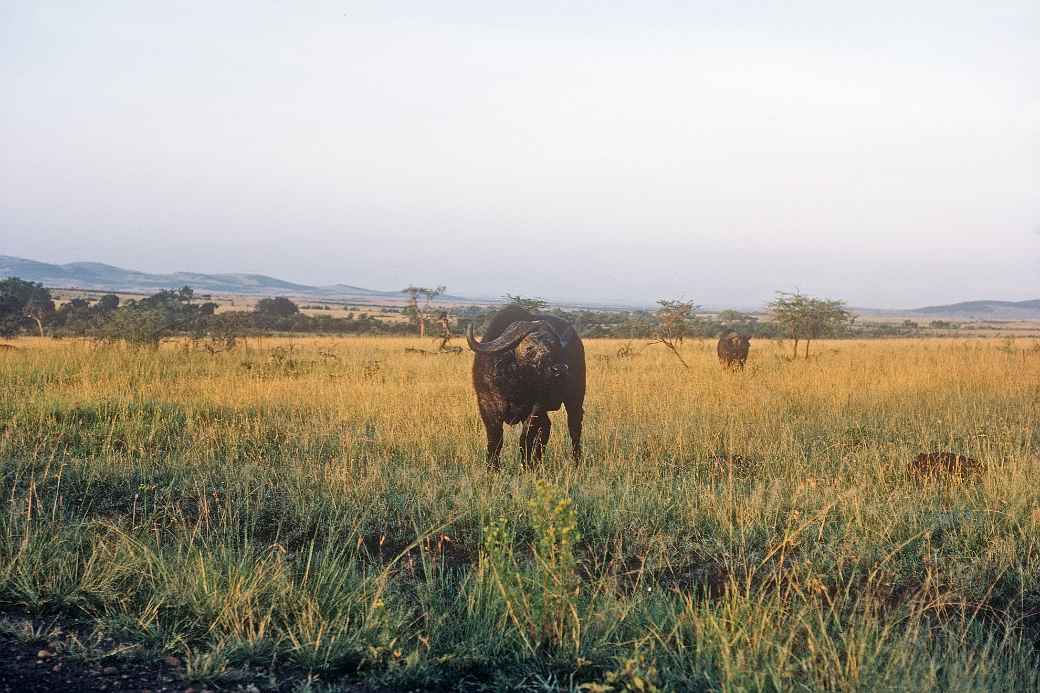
xmin=900 ymin=299 xmax=1040 ymax=320
xmin=3 ymin=255 xmax=1038 ymax=316
xmin=0 ymin=255 xmax=469 ymax=304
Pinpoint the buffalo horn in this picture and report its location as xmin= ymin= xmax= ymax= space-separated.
xmin=466 ymin=321 xmax=543 ymax=353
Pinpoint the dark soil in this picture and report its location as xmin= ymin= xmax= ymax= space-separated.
xmin=0 ymin=629 xmax=188 ymax=693
xmin=0 ymin=612 xmax=398 ymax=692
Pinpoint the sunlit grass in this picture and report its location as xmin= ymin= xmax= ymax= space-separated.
xmin=1 ymin=335 xmax=1038 ymax=690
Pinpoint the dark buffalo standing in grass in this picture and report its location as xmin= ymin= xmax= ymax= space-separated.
xmin=717 ymin=331 xmax=751 ymax=369
xmin=467 ymin=306 xmax=585 ymax=466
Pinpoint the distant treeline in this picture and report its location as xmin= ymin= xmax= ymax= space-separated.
xmin=456 ymin=305 xmax=927 ymax=340
xmin=0 ymin=277 xmax=939 ymax=346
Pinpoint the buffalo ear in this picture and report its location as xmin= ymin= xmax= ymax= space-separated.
xmin=544 ymin=321 xmax=576 ymax=350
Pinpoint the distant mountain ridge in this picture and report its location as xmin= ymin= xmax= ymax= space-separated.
xmin=912 ymin=299 xmax=1040 ymax=313
xmin=2 ymin=255 xmax=1038 ymax=316
xmin=901 ymin=299 xmax=1040 ymax=320
xmin=0 ymin=255 xmax=465 ymax=303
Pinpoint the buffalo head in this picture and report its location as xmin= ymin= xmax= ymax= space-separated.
xmin=467 ymin=321 xmax=569 ymax=383
xmin=728 ymin=333 xmax=751 ymax=350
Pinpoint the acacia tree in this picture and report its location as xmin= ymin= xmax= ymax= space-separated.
xmin=768 ymin=291 xmax=854 ymax=358
xmin=504 ymin=294 xmax=548 ymax=312
xmin=649 ymin=299 xmax=698 ymax=368
xmin=255 ymin=296 xmax=300 ymax=318
xmin=717 ymin=309 xmax=756 ymax=327
xmin=420 ymin=285 xmax=446 ymax=338
xmin=0 ymin=278 xmax=54 ymax=337
xmin=97 ymin=288 xmax=210 ymax=348
xmin=769 ymin=292 xmax=809 ymax=358
xmin=96 ymin=294 xmax=120 ymax=312
xmin=402 ymin=286 xmax=420 ymax=329
xmin=806 ymin=298 xmax=855 ymax=356
xmin=402 ymin=285 xmax=446 ymax=337
xmin=24 ymin=290 xmax=55 ymax=337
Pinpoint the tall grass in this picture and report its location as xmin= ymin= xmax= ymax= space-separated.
xmin=1 ymin=336 xmax=1038 ymax=690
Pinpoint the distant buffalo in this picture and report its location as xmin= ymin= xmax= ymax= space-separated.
xmin=0 ymin=344 xmax=17 ymax=351
xmin=717 ymin=331 xmax=750 ymax=369
xmin=467 ymin=306 xmax=586 ymax=466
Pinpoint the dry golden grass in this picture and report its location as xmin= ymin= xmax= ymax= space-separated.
xmin=0 ymin=335 xmax=1038 ymax=690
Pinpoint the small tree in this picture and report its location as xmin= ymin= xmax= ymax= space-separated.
xmin=255 ymin=296 xmax=299 ymax=318
xmin=0 ymin=278 xmax=54 ymax=337
xmin=97 ymin=291 xmax=175 ymax=348
xmin=402 ymin=285 xmax=447 ymax=336
xmin=504 ymin=294 xmax=548 ymax=312
xmin=96 ymin=294 xmax=120 ymax=312
xmin=98 ymin=306 xmax=169 ymax=348
xmin=802 ymin=298 xmax=854 ymax=356
xmin=97 ymin=287 xmax=211 ymax=348
xmin=768 ymin=291 xmax=854 ymax=358
xmin=769 ymin=292 xmax=811 ymax=358
xmin=717 ymin=309 xmax=756 ymax=326
xmin=0 ymin=292 xmax=22 ymax=338
xmin=402 ymin=286 xmax=421 ymax=330
xmin=25 ymin=290 xmax=55 ymax=337
xmin=649 ymin=299 xmax=698 ymax=368
xmin=419 ymin=285 xmax=446 ymax=337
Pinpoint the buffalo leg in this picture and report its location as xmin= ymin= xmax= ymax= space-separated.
xmin=519 ymin=417 xmax=532 ymax=462
xmin=565 ymin=400 xmax=583 ymax=461
xmin=531 ymin=412 xmax=552 ymax=462
xmin=520 ymin=409 xmax=551 ymax=463
xmin=481 ymin=412 xmax=504 ymax=467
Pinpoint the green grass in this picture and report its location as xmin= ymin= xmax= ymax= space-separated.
xmin=1 ymin=336 xmax=1039 ymax=691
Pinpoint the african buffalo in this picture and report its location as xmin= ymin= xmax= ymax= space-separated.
xmin=467 ymin=305 xmax=586 ymax=466
xmin=717 ymin=331 xmax=750 ymax=369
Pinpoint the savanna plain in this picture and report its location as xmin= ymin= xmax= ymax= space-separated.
xmin=1 ymin=336 xmax=1039 ymax=692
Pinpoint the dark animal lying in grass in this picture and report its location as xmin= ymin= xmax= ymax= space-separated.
xmin=467 ymin=305 xmax=586 ymax=466
xmin=716 ymin=332 xmax=750 ymax=369
xmin=908 ymin=452 xmax=982 ymax=481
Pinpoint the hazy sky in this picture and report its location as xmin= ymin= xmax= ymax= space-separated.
xmin=2 ymin=2 xmax=1037 ymax=307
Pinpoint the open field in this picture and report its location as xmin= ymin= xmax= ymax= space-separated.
xmin=1 ymin=336 xmax=1039 ymax=691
